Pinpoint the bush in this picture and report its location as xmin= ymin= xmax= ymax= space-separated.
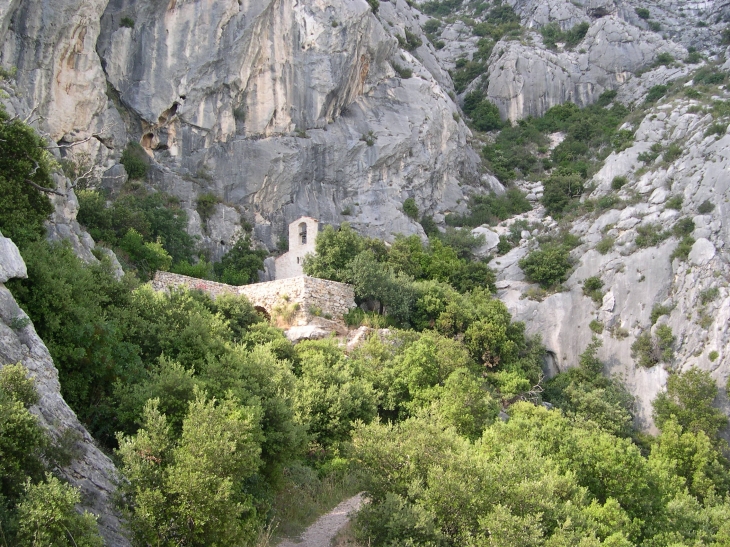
xmin=698 ymin=199 xmax=715 ymax=214
xmin=196 ymin=192 xmax=220 ymax=224
xmin=540 ymin=22 xmax=589 ymax=50
xmin=632 ymin=325 xmax=675 ymax=367
xmin=636 ymin=7 xmax=650 ymax=19
xmin=541 ymin=171 xmax=584 ymax=217
xmin=671 ymin=236 xmax=694 ymax=262
xmin=654 ymin=52 xmax=674 ymax=67
xmin=704 ymin=123 xmax=727 ymax=137
xmin=403 ymin=198 xmax=419 ymax=220
xmin=583 ymin=276 xmax=604 ymax=304
xmin=392 ymin=63 xmax=412 ymax=79
xmin=120 ymin=16 xmax=135 ymax=28
xmin=589 ymin=319 xmax=604 ymax=334
xmin=652 ymin=368 xmax=727 ymax=437
xmin=446 ymin=189 xmax=531 ymax=227
xmin=635 ymin=224 xmax=670 ymax=248
xmin=397 ymin=29 xmax=422 ymax=51
xmin=463 ymin=92 xmax=504 ymax=132
xmin=367 ymin=0 xmax=379 ymax=13
xmin=663 ymin=142 xmax=683 ymax=163
xmin=673 ymin=217 xmax=695 ymax=237
xmin=708 ymin=350 xmax=719 ymax=362
xmin=665 ymin=195 xmax=683 ymax=210
xmin=519 ymin=244 xmax=573 ymax=288
xmin=0 ymin=107 xmax=56 ymax=249
xmin=595 ymin=236 xmax=615 ymax=255
xmin=611 ymin=176 xmax=628 ymax=190
xmin=120 ymin=141 xmax=149 ymax=180
xmin=214 ymin=236 xmax=268 ymax=285
xmin=645 ymin=85 xmax=669 ymax=104
xmin=650 ymin=304 xmax=673 ymax=325
xmin=699 ymin=287 xmax=719 ymax=305
xmin=648 ymin=21 xmax=661 ymax=32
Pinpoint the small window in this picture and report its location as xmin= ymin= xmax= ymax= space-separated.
xmin=299 ymin=222 xmax=307 ymax=245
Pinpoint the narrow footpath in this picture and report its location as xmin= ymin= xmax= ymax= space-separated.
xmin=277 ymin=493 xmax=365 ymax=547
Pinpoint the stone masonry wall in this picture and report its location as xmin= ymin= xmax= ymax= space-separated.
xmin=152 ymin=271 xmax=356 ymax=325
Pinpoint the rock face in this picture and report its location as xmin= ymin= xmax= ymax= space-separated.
xmin=0 ymin=235 xmax=129 ymax=547
xmin=490 ymin=95 xmax=730 ymax=431
xmin=93 ymin=0 xmax=483 ymax=253
xmin=485 ymin=16 xmax=685 ymax=121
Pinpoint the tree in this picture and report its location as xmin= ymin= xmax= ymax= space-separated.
xmin=652 ymin=368 xmax=728 ymax=439
xmin=214 ymin=235 xmax=267 ymax=285
xmin=302 ymin=223 xmax=364 ymax=282
xmin=0 ymin=105 xmax=55 ymax=248
xmin=518 ymin=244 xmax=573 ymax=288
xmin=15 ymin=474 xmax=103 ymax=547
xmin=541 ymin=171 xmax=584 ymax=217
xmin=117 ymin=392 xmax=263 ymax=547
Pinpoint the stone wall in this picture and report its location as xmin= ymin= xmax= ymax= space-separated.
xmin=152 ymin=272 xmax=356 ymax=325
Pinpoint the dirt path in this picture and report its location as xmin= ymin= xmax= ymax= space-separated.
xmin=277 ymin=493 xmax=365 ymax=547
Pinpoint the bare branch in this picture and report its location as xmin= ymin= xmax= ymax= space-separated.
xmin=24 ymin=178 xmax=65 ymax=196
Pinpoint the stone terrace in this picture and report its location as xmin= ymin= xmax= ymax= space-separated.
xmin=152 ymin=271 xmax=356 ymax=326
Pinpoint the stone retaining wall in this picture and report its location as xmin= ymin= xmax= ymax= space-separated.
xmin=152 ymin=271 xmax=356 ymax=325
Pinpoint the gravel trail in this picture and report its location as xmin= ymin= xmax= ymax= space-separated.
xmin=277 ymin=493 xmax=365 ymax=547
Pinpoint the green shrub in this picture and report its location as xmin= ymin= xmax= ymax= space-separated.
xmin=214 ymin=236 xmax=268 ymax=285
xmin=673 ymin=217 xmax=695 ymax=237
xmin=654 ymin=52 xmax=674 ymax=67
xmin=650 ymin=304 xmax=673 ymax=325
xmin=0 ymin=105 xmax=55 ymax=249
xmin=541 ymin=171 xmax=585 ymax=217
xmin=403 ymin=198 xmax=419 ymax=220
xmin=397 ymin=29 xmax=422 ymax=51
xmin=697 ymin=199 xmax=715 ymax=214
xmin=519 ymin=244 xmax=573 ymax=288
xmin=635 ymin=7 xmax=650 ymax=19
xmin=645 ymin=85 xmax=669 ymax=104
xmin=708 ymin=350 xmax=719 ymax=362
xmin=648 ymin=21 xmax=661 ymax=32
xmin=635 ymin=224 xmax=670 ymax=248
xmin=632 ymin=325 xmax=675 ymax=367
xmin=597 ymin=89 xmax=618 ymax=106
xmin=589 ymin=319 xmax=604 ymax=334
xmin=120 ymin=141 xmax=149 ymax=180
xmin=704 ymin=123 xmax=727 ymax=137
xmin=583 ymin=276 xmax=604 ymax=304
xmin=663 ymin=142 xmax=683 ymax=163
xmin=596 ymin=236 xmax=615 ymax=255
xmin=699 ymin=287 xmax=719 ymax=305
xmin=463 ymin=91 xmax=503 ymax=132
xmin=367 ymin=0 xmax=379 ymax=13
xmin=693 ymin=68 xmax=727 ymax=85
xmin=686 ymin=50 xmax=702 ymax=64
xmin=120 ymin=16 xmax=135 ymax=28
xmin=445 ymin=189 xmax=531 ymax=227
xmin=420 ymin=0 xmax=462 ymax=16
xmin=611 ymin=176 xmax=628 ymax=190
xmin=422 ymin=19 xmax=440 ymax=35
xmin=450 ymin=60 xmax=486 ymax=93
xmin=671 ymin=236 xmax=695 ymax=262
xmin=540 ymin=22 xmax=589 ymax=50
xmin=638 ymin=143 xmax=663 ymax=163
xmin=665 ymin=195 xmax=683 ymax=210
xmin=196 ymin=192 xmax=220 ymax=224
xmin=392 ymin=63 xmax=413 ymax=78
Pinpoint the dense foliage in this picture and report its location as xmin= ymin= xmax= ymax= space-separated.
xmin=0 ymin=105 xmax=55 ymax=248
xmin=302 ymin=223 xmax=497 ymax=325
xmin=0 ymin=364 xmax=104 ymax=546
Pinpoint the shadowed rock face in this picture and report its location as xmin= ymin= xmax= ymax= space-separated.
xmin=93 ymin=0 xmax=484 ymax=253
xmin=0 ymin=235 xmax=129 ymax=547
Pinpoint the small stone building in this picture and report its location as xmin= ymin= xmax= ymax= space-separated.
xmin=274 ymin=216 xmax=319 ymax=280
